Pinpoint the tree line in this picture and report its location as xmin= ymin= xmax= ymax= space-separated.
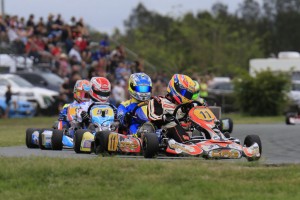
xmin=106 ymin=0 xmax=300 ymax=77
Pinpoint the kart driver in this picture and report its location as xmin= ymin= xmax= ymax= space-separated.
xmin=147 ymin=74 xmax=200 ymax=143
xmin=77 ymin=77 xmax=115 ymax=125
xmin=57 ymin=79 xmax=91 ymax=130
xmin=117 ymin=73 xmax=152 ymax=136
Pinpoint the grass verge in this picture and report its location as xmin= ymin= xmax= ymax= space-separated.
xmin=0 ymin=117 xmax=56 ymax=147
xmin=0 ymin=157 xmax=299 ymax=200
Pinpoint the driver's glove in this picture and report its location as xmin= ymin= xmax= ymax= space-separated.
xmin=162 ymin=114 xmax=175 ymax=123
xmin=124 ymin=112 xmax=132 ymax=125
xmin=81 ymin=111 xmax=90 ymax=123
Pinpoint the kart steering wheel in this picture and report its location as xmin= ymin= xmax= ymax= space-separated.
xmin=172 ymin=100 xmax=202 ymax=125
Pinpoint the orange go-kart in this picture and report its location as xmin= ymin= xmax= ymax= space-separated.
xmin=161 ymin=101 xmax=262 ymax=161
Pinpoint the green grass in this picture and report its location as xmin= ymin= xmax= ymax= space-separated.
xmin=0 ymin=157 xmax=299 ymax=200
xmin=0 ymin=117 xmax=56 ymax=147
xmin=223 ymin=113 xmax=284 ymax=124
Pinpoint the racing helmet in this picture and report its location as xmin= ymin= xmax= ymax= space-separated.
xmin=167 ymin=74 xmax=197 ymax=104
xmin=192 ymin=80 xmax=200 ymax=100
xmin=128 ymin=73 xmax=152 ymax=101
xmin=89 ymin=77 xmax=111 ymax=102
xmin=73 ymin=80 xmax=91 ymax=103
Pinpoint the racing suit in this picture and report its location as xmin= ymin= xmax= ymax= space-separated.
xmin=57 ymin=100 xmax=82 ymax=130
xmin=117 ymin=98 xmax=148 ymax=135
xmin=147 ymin=95 xmax=190 ymax=143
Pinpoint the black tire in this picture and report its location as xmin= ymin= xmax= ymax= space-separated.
xmin=285 ymin=113 xmax=297 ymax=125
xmin=51 ymin=130 xmax=63 ymax=150
xmin=143 ymin=132 xmax=159 ymax=158
xmin=94 ymin=131 xmax=110 ymax=155
xmin=220 ymin=118 xmax=233 ymax=133
xmin=26 ymin=128 xmax=39 ymax=148
xmin=244 ymin=134 xmax=262 ymax=161
xmin=74 ymin=129 xmax=87 ymax=153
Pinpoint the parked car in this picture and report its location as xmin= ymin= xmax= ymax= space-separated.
xmin=15 ymin=71 xmax=64 ymax=92
xmin=207 ymin=81 xmax=236 ymax=113
xmin=0 ymin=96 xmax=36 ymax=118
xmin=0 ymin=74 xmax=59 ymax=115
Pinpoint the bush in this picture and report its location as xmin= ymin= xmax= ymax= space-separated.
xmin=234 ymin=70 xmax=290 ymax=116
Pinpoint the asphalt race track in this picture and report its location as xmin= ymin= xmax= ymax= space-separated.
xmin=0 ymin=124 xmax=299 ymax=164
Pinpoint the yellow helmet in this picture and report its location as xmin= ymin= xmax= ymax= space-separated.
xmin=167 ymin=74 xmax=196 ymax=104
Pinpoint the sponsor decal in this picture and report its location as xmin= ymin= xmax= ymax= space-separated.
xmin=119 ymin=140 xmax=138 ymax=149
xmin=108 ymin=133 xmax=119 ymax=151
xmin=169 ymin=140 xmax=196 ymax=154
xmin=210 ymin=149 xmax=241 ymax=159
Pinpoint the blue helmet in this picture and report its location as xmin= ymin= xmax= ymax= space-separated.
xmin=128 ymin=73 xmax=152 ymax=101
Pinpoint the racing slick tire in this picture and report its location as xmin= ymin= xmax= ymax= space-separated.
xmin=142 ymin=132 xmax=159 ymax=158
xmin=94 ymin=131 xmax=110 ymax=155
xmin=26 ymin=128 xmax=39 ymax=148
xmin=244 ymin=134 xmax=262 ymax=161
xmin=220 ymin=118 xmax=233 ymax=133
xmin=285 ymin=113 xmax=297 ymax=125
xmin=51 ymin=130 xmax=63 ymax=150
xmin=73 ymin=129 xmax=87 ymax=153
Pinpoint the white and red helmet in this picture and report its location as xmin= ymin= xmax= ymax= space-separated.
xmin=89 ymin=77 xmax=111 ymax=102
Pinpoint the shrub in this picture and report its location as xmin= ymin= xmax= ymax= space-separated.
xmin=234 ymin=70 xmax=290 ymax=116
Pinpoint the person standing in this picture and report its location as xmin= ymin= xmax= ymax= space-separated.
xmin=5 ymin=85 xmax=12 ymax=118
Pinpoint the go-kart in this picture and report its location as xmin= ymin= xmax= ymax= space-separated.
xmin=94 ymin=101 xmax=261 ymax=161
xmin=159 ymin=101 xmax=262 ymax=161
xmin=25 ymin=102 xmax=116 ymax=151
xmin=26 ymin=102 xmax=81 ymax=150
xmin=73 ymin=102 xmax=117 ymax=153
xmin=93 ymin=102 xmax=159 ymax=158
xmin=285 ymin=112 xmax=300 ymax=125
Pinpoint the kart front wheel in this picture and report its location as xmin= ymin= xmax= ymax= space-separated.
xmin=26 ymin=128 xmax=39 ymax=148
xmin=142 ymin=133 xmax=159 ymax=158
xmin=285 ymin=113 xmax=297 ymax=125
xmin=244 ymin=134 xmax=262 ymax=161
xmin=73 ymin=129 xmax=86 ymax=153
xmin=51 ymin=130 xmax=63 ymax=150
xmin=220 ymin=118 xmax=233 ymax=133
xmin=94 ymin=131 xmax=110 ymax=155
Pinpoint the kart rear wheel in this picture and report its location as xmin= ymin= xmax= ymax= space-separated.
xmin=143 ymin=132 xmax=159 ymax=158
xmin=94 ymin=131 xmax=110 ymax=155
xmin=285 ymin=113 xmax=297 ymax=125
xmin=51 ymin=130 xmax=63 ymax=150
xmin=26 ymin=128 xmax=39 ymax=148
xmin=73 ymin=129 xmax=86 ymax=153
xmin=244 ymin=134 xmax=262 ymax=161
xmin=220 ymin=118 xmax=233 ymax=133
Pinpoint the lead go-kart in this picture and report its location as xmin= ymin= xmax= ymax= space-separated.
xmin=25 ymin=102 xmax=117 ymax=151
xmin=94 ymin=101 xmax=261 ymax=161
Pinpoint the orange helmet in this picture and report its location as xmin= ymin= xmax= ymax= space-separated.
xmin=73 ymin=80 xmax=91 ymax=103
xmin=167 ymin=74 xmax=196 ymax=104
xmin=89 ymin=77 xmax=111 ymax=102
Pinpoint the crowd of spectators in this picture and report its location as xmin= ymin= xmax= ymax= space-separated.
xmin=0 ymin=13 xmax=169 ymax=109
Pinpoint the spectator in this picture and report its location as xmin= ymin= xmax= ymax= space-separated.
xmin=112 ymin=80 xmax=126 ymax=107
xmin=26 ymin=14 xmax=35 ymax=28
xmin=68 ymin=44 xmax=82 ymax=63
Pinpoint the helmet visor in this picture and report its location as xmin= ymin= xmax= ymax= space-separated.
xmin=92 ymin=86 xmax=111 ymax=97
xmin=76 ymin=91 xmax=90 ymax=100
xmin=174 ymin=82 xmax=194 ymax=100
xmin=131 ymin=85 xmax=152 ymax=93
